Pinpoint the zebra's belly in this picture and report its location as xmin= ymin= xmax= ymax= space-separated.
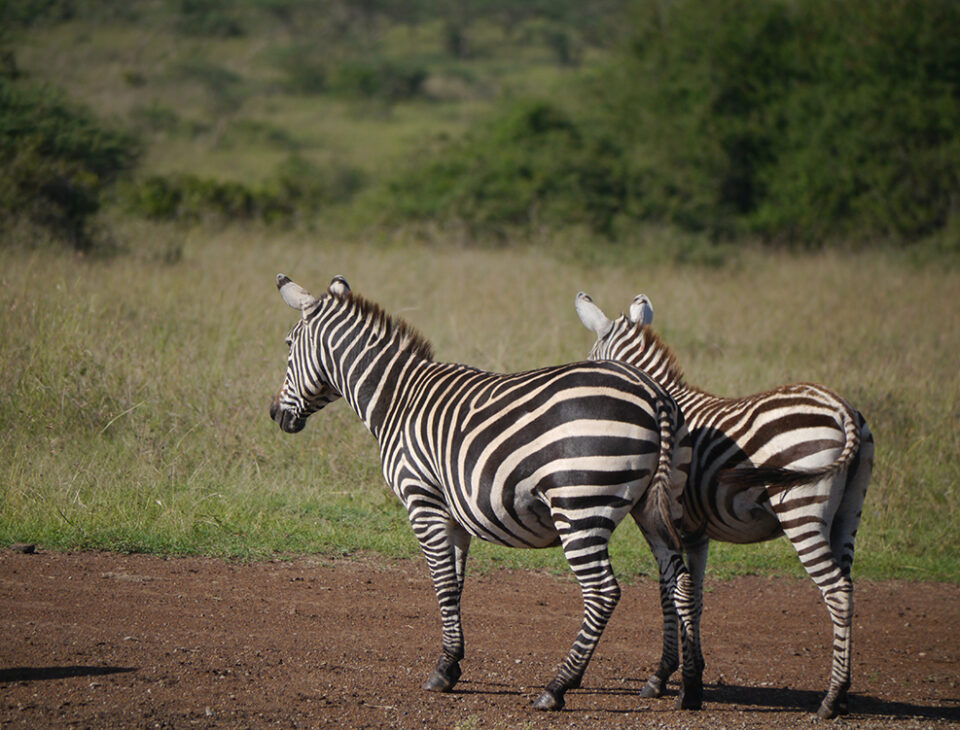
xmin=703 ymin=511 xmax=782 ymax=544
xmin=445 ymin=481 xmax=562 ymax=549
xmin=695 ymin=483 xmax=783 ymax=544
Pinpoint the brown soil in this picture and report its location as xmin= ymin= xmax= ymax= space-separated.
xmin=0 ymin=549 xmax=957 ymax=729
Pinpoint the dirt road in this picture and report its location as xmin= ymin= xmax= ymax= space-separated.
xmin=1 ymin=550 xmax=957 ymax=728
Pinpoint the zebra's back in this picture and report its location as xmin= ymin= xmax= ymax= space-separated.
xmin=680 ymin=382 xmax=865 ymax=543
xmin=389 ymin=359 xmax=683 ymax=549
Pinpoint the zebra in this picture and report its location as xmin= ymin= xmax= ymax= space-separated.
xmin=269 ymin=274 xmax=706 ymax=712
xmin=575 ymin=291 xmax=874 ymax=719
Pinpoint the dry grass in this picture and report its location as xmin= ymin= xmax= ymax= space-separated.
xmin=1 ymin=226 xmax=957 ymax=581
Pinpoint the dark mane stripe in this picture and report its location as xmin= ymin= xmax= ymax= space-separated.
xmin=621 ymin=322 xmax=694 ymax=394
xmin=329 ymin=290 xmax=435 ymax=362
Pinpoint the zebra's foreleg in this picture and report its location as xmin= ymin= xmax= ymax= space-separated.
xmin=412 ymin=517 xmax=471 ymax=693
xmin=673 ymin=569 xmax=704 ymax=710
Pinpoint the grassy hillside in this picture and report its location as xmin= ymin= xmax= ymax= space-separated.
xmin=8 ymin=4 xmax=605 ymax=184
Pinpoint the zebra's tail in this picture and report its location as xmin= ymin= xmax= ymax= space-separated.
xmin=716 ymin=402 xmax=862 ymax=491
xmin=649 ymin=399 xmax=684 ymax=552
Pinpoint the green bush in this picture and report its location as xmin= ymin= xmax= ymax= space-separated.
xmin=327 ymin=58 xmax=427 ymax=102
xmin=270 ymin=43 xmax=428 ymax=102
xmin=175 ymin=0 xmax=244 ymax=37
xmin=0 ymin=75 xmax=140 ymax=250
xmin=168 ymin=56 xmax=247 ymax=117
xmin=276 ymin=53 xmax=326 ymax=95
xmin=0 ymin=0 xmax=76 ymax=28
xmin=128 ymin=100 xmax=182 ymax=134
xmin=124 ymin=155 xmax=366 ymax=224
xmin=125 ymin=174 xmax=283 ymax=223
xmin=382 ymin=99 xmax=629 ymax=234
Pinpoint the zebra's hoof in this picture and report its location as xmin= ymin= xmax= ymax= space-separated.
xmin=532 ymin=689 xmax=565 ymax=711
xmin=639 ymin=677 xmax=665 ymax=698
xmin=816 ymin=688 xmax=848 ymax=718
xmin=676 ymin=683 xmax=703 ymax=710
xmin=422 ymin=662 xmax=461 ymax=693
xmin=676 ymin=674 xmax=703 ymax=710
xmin=816 ymin=701 xmax=839 ymax=719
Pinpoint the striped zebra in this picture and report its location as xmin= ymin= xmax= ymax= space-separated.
xmin=269 ymin=274 xmax=707 ymax=712
xmin=575 ymin=292 xmax=874 ymax=719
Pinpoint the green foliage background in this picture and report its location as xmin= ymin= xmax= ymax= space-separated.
xmin=388 ymin=0 xmax=960 ymax=248
xmin=3 ymin=0 xmax=959 ymax=251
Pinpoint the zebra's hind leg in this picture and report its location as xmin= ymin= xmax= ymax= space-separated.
xmin=654 ymin=546 xmax=703 ymax=710
xmin=532 ymin=532 xmax=621 ymax=711
xmin=415 ymin=520 xmax=471 ymax=693
xmin=639 ymin=536 xmax=708 ymax=700
xmin=781 ymin=505 xmax=855 ymax=719
xmin=819 ymin=424 xmax=872 ymax=718
xmin=814 ymin=577 xmax=853 ymax=719
xmin=639 ymin=578 xmax=678 ymax=698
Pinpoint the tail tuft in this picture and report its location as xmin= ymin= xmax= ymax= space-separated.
xmin=717 ymin=463 xmax=835 ymax=491
xmin=650 ymin=399 xmax=683 ymax=552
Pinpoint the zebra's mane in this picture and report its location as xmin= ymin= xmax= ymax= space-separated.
xmin=330 ymin=290 xmax=435 ymax=362
xmin=621 ymin=320 xmax=697 ymax=393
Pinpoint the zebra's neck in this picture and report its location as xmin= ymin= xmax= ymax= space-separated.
xmin=313 ymin=294 xmax=434 ymax=439
xmin=602 ymin=323 xmax=707 ymax=410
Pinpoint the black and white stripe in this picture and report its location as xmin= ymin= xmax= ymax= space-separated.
xmin=270 ymin=275 xmax=704 ymax=712
xmin=576 ymin=292 xmax=874 ymax=719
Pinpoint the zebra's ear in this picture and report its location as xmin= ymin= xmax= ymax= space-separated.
xmin=628 ymin=294 xmax=654 ymax=326
xmin=575 ymin=292 xmax=613 ymax=337
xmin=277 ymin=274 xmax=318 ymax=313
xmin=328 ymin=276 xmax=350 ymax=297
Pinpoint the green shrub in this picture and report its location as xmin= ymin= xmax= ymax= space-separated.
xmin=327 ymin=58 xmax=427 ymax=102
xmin=124 ymin=155 xmax=366 ymax=224
xmin=175 ymin=0 xmax=244 ymax=37
xmin=0 ymin=0 xmax=76 ymax=27
xmin=269 ymin=43 xmax=327 ymax=95
xmin=270 ymin=154 xmax=366 ymax=207
xmin=128 ymin=100 xmax=181 ymax=134
xmin=125 ymin=173 xmax=279 ymax=222
xmin=270 ymin=44 xmax=428 ymax=102
xmin=597 ymin=0 xmax=960 ymax=243
xmin=168 ymin=56 xmax=247 ymax=117
xmin=0 ymin=76 xmax=140 ymax=250
xmin=382 ymin=99 xmax=629 ymax=235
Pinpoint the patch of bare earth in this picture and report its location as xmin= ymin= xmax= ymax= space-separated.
xmin=0 ymin=550 xmax=957 ymax=728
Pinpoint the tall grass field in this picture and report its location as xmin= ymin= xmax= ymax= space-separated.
xmin=1 ymin=228 xmax=958 ymax=582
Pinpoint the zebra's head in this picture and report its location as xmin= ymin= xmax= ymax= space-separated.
xmin=270 ymin=274 xmax=350 ymax=433
xmin=575 ymin=291 xmax=654 ymax=360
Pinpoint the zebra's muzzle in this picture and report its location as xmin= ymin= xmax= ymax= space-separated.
xmin=270 ymin=396 xmax=306 ymax=434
